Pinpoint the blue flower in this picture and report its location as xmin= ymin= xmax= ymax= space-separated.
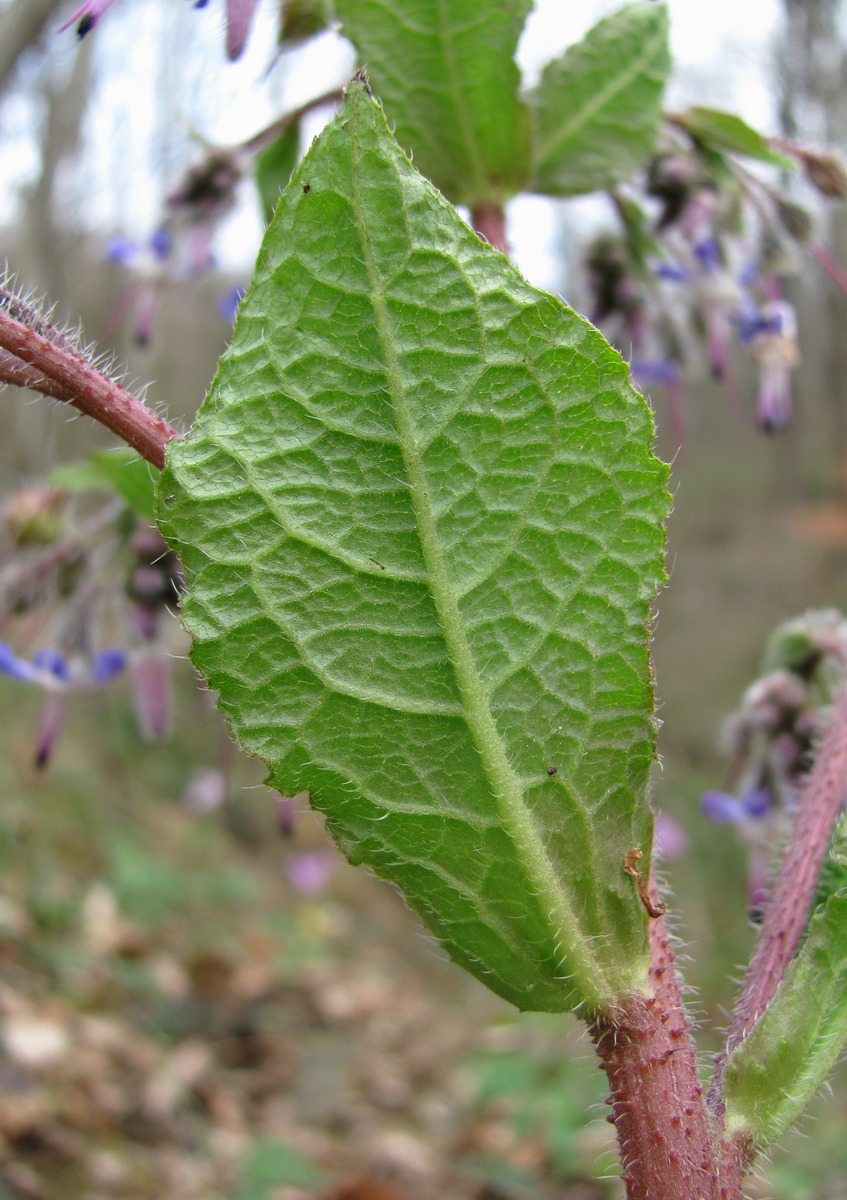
xmin=217 ymin=285 xmax=246 ymax=324
xmin=0 ymin=645 xmax=127 ymax=769
xmin=701 ymin=786 xmax=773 ymax=825
xmin=0 ymin=644 xmax=126 ymax=691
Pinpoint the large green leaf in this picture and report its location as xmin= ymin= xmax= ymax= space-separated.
xmin=333 ymin=0 xmax=532 ymax=207
xmin=156 ymin=80 xmax=669 ymax=1014
xmin=724 ymin=888 xmax=847 ymax=1147
xmin=529 ymin=4 xmax=670 ymax=197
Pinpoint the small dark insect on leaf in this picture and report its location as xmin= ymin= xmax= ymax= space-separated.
xmin=303 ymin=183 xmax=311 ymax=193
xmin=547 ymin=765 xmax=558 ymax=776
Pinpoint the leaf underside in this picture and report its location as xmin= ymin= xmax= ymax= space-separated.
xmin=157 ymin=81 xmax=669 ymax=1014
xmin=529 ymin=3 xmax=670 ymax=197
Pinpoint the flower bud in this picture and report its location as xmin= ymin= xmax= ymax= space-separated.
xmin=802 ymin=150 xmax=847 ymax=198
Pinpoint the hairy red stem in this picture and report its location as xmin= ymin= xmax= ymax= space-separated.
xmin=0 ymin=308 xmax=177 ymax=470
xmin=715 ymin=678 xmax=847 ymax=1100
xmin=590 ymin=889 xmax=745 ymax=1200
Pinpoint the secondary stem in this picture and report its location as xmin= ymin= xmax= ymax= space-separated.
xmin=714 ymin=676 xmax=847 ymax=1098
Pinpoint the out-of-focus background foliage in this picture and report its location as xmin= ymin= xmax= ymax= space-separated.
xmin=3 ymin=1 xmax=847 ymax=1197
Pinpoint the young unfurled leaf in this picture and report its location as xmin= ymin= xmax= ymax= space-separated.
xmin=157 ymin=80 xmax=669 ymax=1014
xmin=334 ymin=0 xmax=532 ymax=207
xmin=674 ymin=107 xmax=795 ymax=170
xmin=724 ymin=886 xmax=847 ymax=1148
xmin=529 ymin=4 xmax=670 ymax=197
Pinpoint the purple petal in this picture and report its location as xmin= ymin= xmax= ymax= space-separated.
xmin=694 ymin=236 xmax=721 ymax=272
xmin=91 ymin=648 xmax=127 ymax=684
xmin=0 ymin=643 xmax=40 ymax=683
xmin=285 ymin=851 xmax=336 ymax=895
xmin=106 ymin=236 xmax=139 ymax=265
xmin=149 ymin=228 xmax=172 ymax=260
xmin=734 ymin=303 xmax=785 ymax=344
xmin=654 ymin=812 xmax=689 ymax=859
xmin=741 ymin=786 xmax=774 ymax=819
xmin=182 ymin=768 xmax=227 ymax=814
xmin=277 ymin=796 xmax=296 ymax=837
xmin=34 ymin=694 xmax=67 ymax=770
xmin=31 ymin=648 xmax=71 ymax=681
xmin=217 ymin=285 xmax=246 ymax=323
xmin=225 ymin=0 xmax=261 ymax=59
xmin=630 ymin=358 xmax=682 ymax=388
xmin=654 ymin=263 xmax=690 ymax=282
xmin=701 ymin=791 xmax=747 ymax=823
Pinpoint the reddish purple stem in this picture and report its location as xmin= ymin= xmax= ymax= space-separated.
xmin=591 ymin=890 xmax=745 ymax=1200
xmin=0 ymin=308 xmax=178 ymax=470
xmin=809 ymin=241 xmax=847 ymax=297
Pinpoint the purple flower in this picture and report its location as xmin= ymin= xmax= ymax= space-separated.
xmin=654 ymin=812 xmax=689 ymax=859
xmin=104 ymin=231 xmax=172 ymax=346
xmin=182 ymin=768 xmax=227 ymax=814
xmin=748 ymin=301 xmax=799 ymax=432
xmin=630 ymin=358 xmax=682 ymax=388
xmin=694 ymin=236 xmax=722 ymax=272
xmin=217 ymin=285 xmax=246 ymax=324
xmin=285 ymin=851 xmax=337 ymax=895
xmin=59 ymin=0 xmax=118 ymax=36
xmin=701 ymin=786 xmax=773 ymax=825
xmin=276 ymin=795 xmax=296 ymax=837
xmin=0 ymin=644 xmax=127 ymax=768
xmin=0 ymin=644 xmax=126 ymax=691
xmin=225 ymin=0 xmax=261 ymax=60
xmin=654 ymin=262 xmax=691 ymax=283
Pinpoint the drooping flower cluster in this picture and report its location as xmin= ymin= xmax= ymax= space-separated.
xmin=701 ymin=610 xmax=847 ymax=918
xmin=586 ymin=126 xmax=847 ymax=441
xmin=0 ymin=481 xmax=183 ymax=768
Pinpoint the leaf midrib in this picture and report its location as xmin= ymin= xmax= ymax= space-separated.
xmin=434 ymin=0 xmax=491 ymax=201
xmin=348 ymin=115 xmax=613 ymax=1012
xmin=534 ymin=23 xmax=665 ymax=171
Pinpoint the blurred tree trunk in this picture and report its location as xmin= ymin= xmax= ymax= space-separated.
xmin=26 ymin=37 xmax=93 ymax=303
xmin=0 ymin=0 xmax=66 ymax=93
xmin=778 ymin=0 xmax=847 ymax=495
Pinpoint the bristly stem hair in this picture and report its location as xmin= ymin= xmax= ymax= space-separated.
xmin=0 ymin=280 xmax=178 ymax=470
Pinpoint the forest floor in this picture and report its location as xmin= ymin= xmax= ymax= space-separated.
xmin=4 ymin=394 xmax=847 ymax=1200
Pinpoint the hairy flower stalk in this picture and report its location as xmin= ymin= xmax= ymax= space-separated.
xmin=719 ymin=678 xmax=847 ymax=1076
